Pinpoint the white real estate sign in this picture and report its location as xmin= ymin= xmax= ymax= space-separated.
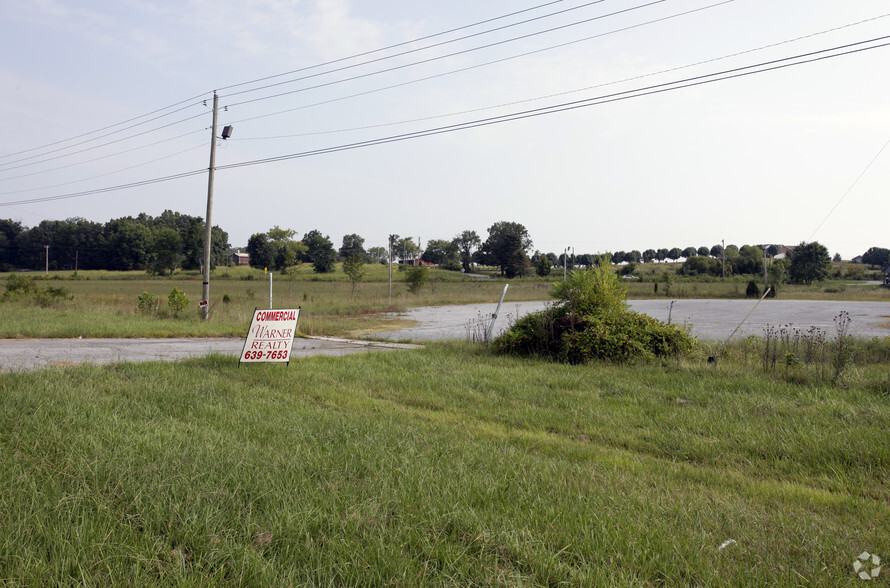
xmin=240 ymin=308 xmax=300 ymax=364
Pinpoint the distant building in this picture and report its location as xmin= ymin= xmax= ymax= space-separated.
xmin=232 ymin=252 xmax=250 ymax=265
xmin=852 ymin=255 xmax=864 ymax=264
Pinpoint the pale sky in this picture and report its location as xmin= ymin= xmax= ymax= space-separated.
xmin=1 ymin=0 xmax=888 ymax=259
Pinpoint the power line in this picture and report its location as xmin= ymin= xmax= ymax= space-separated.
xmin=0 ymin=129 xmax=206 ymax=182
xmin=0 ymin=143 xmax=207 ymax=196
xmin=222 ymin=0 xmax=615 ymax=101
xmin=214 ymin=37 xmax=890 ymax=170
xmin=3 ymin=35 xmax=885 ymax=208
xmin=0 ymin=0 xmax=579 ymax=164
xmin=0 ymin=113 xmax=208 ymax=174
xmin=808 ymin=138 xmax=890 ymax=242
xmin=244 ymin=0 xmax=871 ymax=141
xmin=224 ymin=0 xmax=668 ymax=108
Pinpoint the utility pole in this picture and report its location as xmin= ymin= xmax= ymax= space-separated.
xmin=563 ymin=247 xmax=567 ymax=281
xmin=721 ymin=239 xmax=725 ymax=280
xmin=764 ymin=246 xmax=768 ymax=290
xmin=201 ymin=92 xmax=219 ymax=321
xmin=388 ymin=234 xmax=394 ymax=299
xmin=44 ymin=244 xmax=49 ymax=275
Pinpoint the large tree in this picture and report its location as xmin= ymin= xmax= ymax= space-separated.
xmin=338 ymin=233 xmax=366 ymax=260
xmin=861 ymin=246 xmax=890 ymax=266
xmin=479 ymin=221 xmax=532 ymax=278
xmin=789 ymin=241 xmax=831 ymax=285
xmin=302 ymin=230 xmax=337 ymax=273
xmin=453 ymin=230 xmax=481 ymax=273
xmin=422 ymin=239 xmax=460 ymax=270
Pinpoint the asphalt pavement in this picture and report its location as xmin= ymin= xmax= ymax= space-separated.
xmin=0 ymin=337 xmax=418 ymax=373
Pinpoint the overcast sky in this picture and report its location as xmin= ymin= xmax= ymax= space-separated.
xmin=1 ymin=0 xmax=888 ymax=259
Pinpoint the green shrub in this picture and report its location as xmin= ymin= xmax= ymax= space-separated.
xmin=404 ymin=266 xmax=429 ymax=295
xmin=493 ymin=262 xmax=695 ymax=364
xmin=168 ymin=287 xmax=190 ymax=318
xmin=2 ymin=274 xmax=73 ymax=307
xmin=136 ymin=291 xmax=159 ymax=316
xmin=746 ymin=280 xmax=760 ymax=298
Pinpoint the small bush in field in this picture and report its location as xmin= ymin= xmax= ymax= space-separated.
xmin=3 ymin=274 xmax=73 ymax=307
xmin=494 ymin=258 xmax=695 ymax=363
xmin=168 ymin=287 xmax=190 ymax=318
xmin=136 ymin=291 xmax=160 ymax=316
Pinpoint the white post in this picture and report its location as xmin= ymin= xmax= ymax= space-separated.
xmin=269 ymin=272 xmax=273 ymax=309
xmin=485 ymin=284 xmax=509 ymax=343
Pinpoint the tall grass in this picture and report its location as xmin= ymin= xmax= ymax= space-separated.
xmin=0 ymin=344 xmax=887 ymax=585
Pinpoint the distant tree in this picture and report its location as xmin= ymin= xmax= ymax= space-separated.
xmin=710 ymin=244 xmax=724 ymax=258
xmin=679 ymin=256 xmax=722 ymax=277
xmin=766 ymin=244 xmax=781 ymax=258
xmin=394 ymin=237 xmax=421 ymax=263
xmin=789 ymin=241 xmax=831 ymax=285
xmin=642 ymin=249 xmax=656 ymax=263
xmin=725 ymin=244 xmax=739 ymax=255
xmin=338 ymin=233 xmax=366 ymax=260
xmin=536 ymin=254 xmax=553 ymax=277
xmin=682 ymin=247 xmax=697 ymax=259
xmin=246 ymin=233 xmax=274 ymax=270
xmin=656 ymin=248 xmax=669 ymax=262
xmin=768 ymin=258 xmax=790 ymax=285
xmin=422 ymin=239 xmax=460 ymax=270
xmin=149 ymin=227 xmax=183 ymax=276
xmin=734 ymin=245 xmax=764 ymax=275
xmin=832 ymin=252 xmax=842 ymax=262
xmin=367 ymin=246 xmax=387 ymax=264
xmin=342 ymin=254 xmax=366 ymax=296
xmin=861 ymin=246 xmax=890 ymax=266
xmin=696 ymin=246 xmax=709 ymax=257
xmin=105 ymin=217 xmax=153 ymax=271
xmin=0 ymin=219 xmax=24 ymax=271
xmin=627 ymin=250 xmax=642 ymax=263
xmin=404 ymin=265 xmax=429 ymax=294
xmin=667 ymin=248 xmax=682 ymax=262
xmin=302 ymin=230 xmax=337 ymax=273
xmin=612 ymin=251 xmax=626 ymax=264
xmin=479 ymin=221 xmax=532 ymax=277
xmin=575 ymin=253 xmax=592 ymax=267
xmin=453 ymin=230 xmax=481 ymax=272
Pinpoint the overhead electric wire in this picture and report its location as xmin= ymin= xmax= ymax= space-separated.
xmin=0 ymin=113 xmax=209 ymax=175
xmin=223 ymin=0 xmax=614 ymax=100
xmin=0 ymin=143 xmax=207 ymax=196
xmin=224 ymin=0 xmax=667 ymax=108
xmin=0 ymin=0 xmax=579 ymax=163
xmin=0 ymin=0 xmax=684 ymax=179
xmin=0 ymin=94 xmax=211 ymax=161
xmin=3 ymin=35 xmax=885 ymax=208
xmin=215 ymin=37 xmax=890 ymax=168
xmin=808 ymin=138 xmax=890 ymax=242
xmin=243 ymin=0 xmax=839 ymax=139
xmin=0 ymin=128 xmax=207 ymax=183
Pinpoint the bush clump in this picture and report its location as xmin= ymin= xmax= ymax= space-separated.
xmin=493 ymin=258 xmax=695 ymax=363
xmin=2 ymin=274 xmax=73 ymax=307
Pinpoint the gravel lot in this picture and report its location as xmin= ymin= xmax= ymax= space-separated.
xmin=377 ymin=299 xmax=890 ymax=342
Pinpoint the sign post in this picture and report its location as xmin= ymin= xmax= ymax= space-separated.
xmin=239 ymin=308 xmax=300 ymax=365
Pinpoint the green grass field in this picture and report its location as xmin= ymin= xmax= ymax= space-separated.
xmin=1 ymin=344 xmax=887 ymax=585
xmin=0 ymin=264 xmax=887 ymax=339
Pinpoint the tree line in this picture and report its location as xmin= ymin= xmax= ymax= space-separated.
xmin=0 ymin=211 xmax=230 ymax=274
xmin=4 ymin=212 xmax=886 ymax=284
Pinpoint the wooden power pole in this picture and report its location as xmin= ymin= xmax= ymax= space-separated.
xmin=202 ymin=92 xmax=218 ymax=320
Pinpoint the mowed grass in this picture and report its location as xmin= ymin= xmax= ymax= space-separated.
xmin=1 ymin=344 xmax=887 ymax=585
